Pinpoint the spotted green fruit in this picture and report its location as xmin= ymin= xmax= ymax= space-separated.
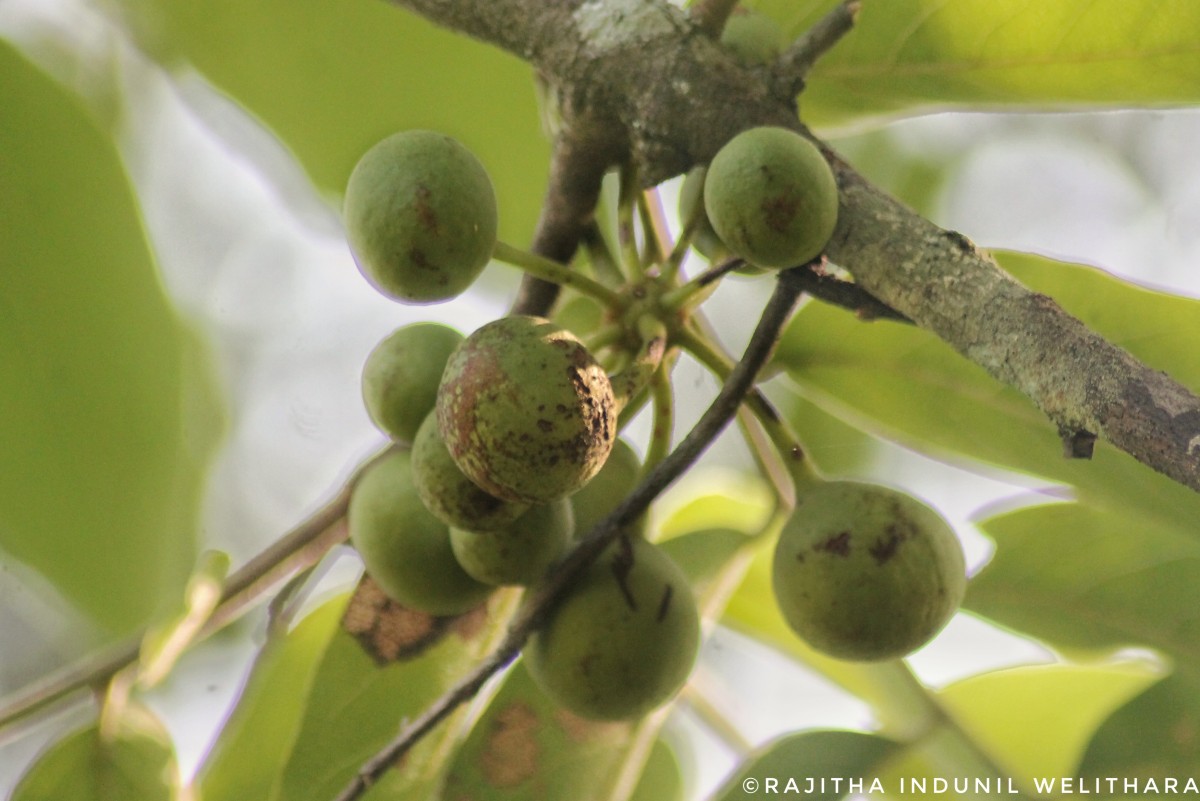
xmin=412 ymin=411 xmax=529 ymax=532
xmin=450 ymin=499 xmax=573 ymax=586
xmin=771 ymin=481 xmax=966 ymax=662
xmin=437 ymin=315 xmax=617 ymax=504
xmin=344 ymin=130 xmax=497 ymax=304
xmin=570 ymin=437 xmax=642 ymax=538
xmin=721 ymin=8 xmax=784 ymax=66
xmin=349 ymin=450 xmax=492 ymax=616
xmin=704 ymin=126 xmax=838 ymax=269
xmin=525 ymin=535 xmax=700 ymax=720
xmin=362 ymin=322 xmax=463 ymax=443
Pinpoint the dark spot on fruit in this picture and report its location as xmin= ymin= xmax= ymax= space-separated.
xmin=409 ymin=247 xmax=432 ymax=270
xmin=414 ymin=184 xmax=439 ymax=232
xmin=761 ymin=192 xmax=799 ymax=234
xmin=656 ymin=584 xmax=673 ymax=622
xmin=611 ymin=535 xmax=637 ymax=611
xmin=869 ymin=524 xmax=908 ymax=564
xmin=537 ymin=419 xmax=554 ymax=433
xmin=816 ymin=530 xmax=851 ymax=557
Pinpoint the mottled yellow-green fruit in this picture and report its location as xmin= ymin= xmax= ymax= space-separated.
xmin=349 ymin=450 xmax=493 ymax=616
xmin=436 ymin=315 xmax=617 ymax=504
xmin=361 ymin=322 xmax=463 ymax=443
xmin=569 ymin=437 xmax=642 ymax=538
xmin=525 ymin=535 xmax=700 ymax=720
xmin=450 ymin=499 xmax=573 ymax=586
xmin=704 ymin=126 xmax=838 ymax=268
xmin=771 ymin=481 xmax=966 ymax=661
xmin=411 ymin=411 xmax=529 ymax=531
xmin=344 ymin=130 xmax=497 ymax=304
xmin=721 ymin=8 xmax=785 ymax=66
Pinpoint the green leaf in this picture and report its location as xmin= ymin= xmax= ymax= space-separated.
xmin=0 ymin=41 xmax=222 ymax=635
xmin=197 ymin=594 xmax=349 ymax=801
xmin=115 ymin=0 xmax=549 ymax=248
xmin=709 ymin=730 xmax=898 ymax=801
xmin=967 ymin=502 xmax=1200 ymax=662
xmin=12 ymin=703 xmax=179 ymax=801
xmin=776 ymin=252 xmax=1200 ymax=537
xmin=275 ymin=588 xmax=508 ymax=801
xmin=752 ymin=1 xmax=1200 ymax=127
xmin=442 ymin=660 xmax=644 ymax=801
xmin=1078 ymin=670 xmax=1200 ymax=778
xmin=938 ymin=661 xmax=1161 ymax=780
xmin=630 ymin=737 xmax=684 ymax=801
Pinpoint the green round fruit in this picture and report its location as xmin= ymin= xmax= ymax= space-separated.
xmin=344 ymin=130 xmax=498 ymax=304
xmin=570 ymin=437 xmax=641 ymax=538
xmin=450 ymin=498 xmax=574 ymax=586
xmin=348 ymin=450 xmax=493 ymax=616
xmin=721 ymin=8 xmax=784 ymax=66
xmin=411 ymin=411 xmax=529 ymax=531
xmin=771 ymin=481 xmax=966 ymax=662
xmin=525 ymin=535 xmax=700 ymax=720
xmin=361 ymin=322 xmax=464 ymax=443
xmin=704 ymin=126 xmax=839 ymax=269
xmin=436 ymin=315 xmax=617 ymax=504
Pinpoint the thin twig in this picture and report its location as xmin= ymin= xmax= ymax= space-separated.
xmin=333 ymin=269 xmax=808 ymax=801
xmin=0 ymin=446 xmax=392 ymax=734
xmin=793 ymin=262 xmax=911 ymax=323
xmin=511 ymin=132 xmax=622 ymax=316
xmin=774 ymin=0 xmax=862 ymax=96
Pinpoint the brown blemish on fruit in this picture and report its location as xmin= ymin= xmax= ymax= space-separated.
xmin=761 ymin=191 xmax=799 ymax=234
xmin=656 ymin=584 xmax=674 ymax=622
xmin=869 ymin=523 xmax=909 ymax=565
xmin=413 ymin=184 xmax=439 ymax=232
xmin=815 ymin=530 xmax=851 ymax=557
xmin=480 ymin=703 xmax=539 ymax=788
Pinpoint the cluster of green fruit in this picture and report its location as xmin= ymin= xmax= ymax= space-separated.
xmin=339 ymin=107 xmax=965 ymax=720
xmin=343 ymin=130 xmax=700 ymax=721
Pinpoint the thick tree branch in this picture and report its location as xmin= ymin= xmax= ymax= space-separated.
xmin=390 ymin=0 xmax=1200 ymax=494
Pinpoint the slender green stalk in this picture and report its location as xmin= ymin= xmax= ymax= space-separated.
xmin=642 ymin=359 xmax=675 ymax=476
xmin=610 ymin=316 xmax=668 ymax=412
xmin=675 ymin=325 xmax=820 ymax=491
xmin=581 ymin=221 xmax=625 ymax=286
xmin=616 ymin=163 xmax=645 ymax=279
xmin=493 ymin=240 xmax=623 ymax=308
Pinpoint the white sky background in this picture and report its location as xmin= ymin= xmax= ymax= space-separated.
xmin=3 ymin=0 xmax=1200 ymax=795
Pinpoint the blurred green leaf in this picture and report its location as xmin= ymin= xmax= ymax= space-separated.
xmin=442 ymin=659 xmax=671 ymax=801
xmin=751 ymin=0 xmax=1200 ymax=128
xmin=939 ymin=661 xmax=1161 ymax=781
xmin=115 ymin=0 xmax=549 ymax=248
xmin=197 ymin=594 xmax=349 ymax=801
xmin=276 ymin=589 xmax=506 ymax=801
xmin=967 ymin=502 xmax=1200 ymax=662
xmin=12 ymin=703 xmax=179 ymax=801
xmin=775 ymin=252 xmax=1200 ymax=536
xmin=709 ymin=730 xmax=898 ymax=801
xmin=1078 ymin=670 xmax=1200 ymax=778
xmin=630 ymin=737 xmax=684 ymax=801
xmin=0 ymin=41 xmax=222 ymax=635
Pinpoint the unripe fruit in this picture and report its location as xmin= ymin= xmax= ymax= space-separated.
xmin=449 ymin=498 xmax=574 ymax=586
xmin=348 ymin=450 xmax=492 ymax=616
xmin=411 ymin=412 xmax=529 ymax=531
xmin=771 ymin=481 xmax=966 ymax=661
xmin=721 ymin=8 xmax=784 ymax=67
xmin=361 ymin=322 xmax=463 ymax=443
xmin=525 ymin=535 xmax=700 ymax=720
xmin=344 ymin=130 xmax=498 ymax=304
xmin=436 ymin=315 xmax=617 ymax=504
xmin=678 ymin=166 xmax=767 ymax=275
xmin=570 ymin=437 xmax=641 ymax=538
xmin=704 ymin=126 xmax=839 ymax=268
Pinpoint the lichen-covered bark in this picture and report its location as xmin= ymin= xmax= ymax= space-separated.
xmin=390 ymin=0 xmax=1200 ymax=492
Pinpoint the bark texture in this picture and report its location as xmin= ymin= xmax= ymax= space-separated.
xmin=392 ymin=0 xmax=1200 ymax=492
